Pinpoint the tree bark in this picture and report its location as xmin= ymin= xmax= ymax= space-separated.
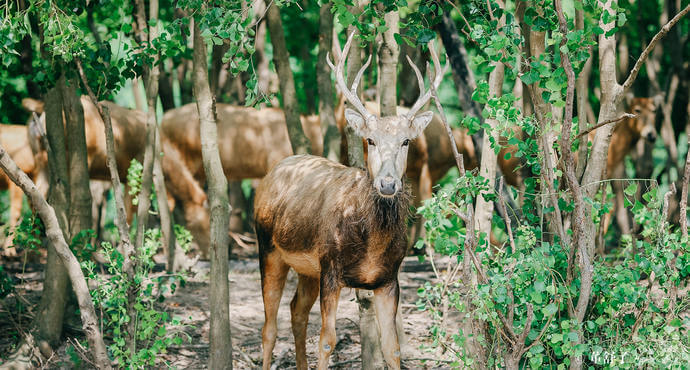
xmin=264 ymin=0 xmax=310 ymax=155
xmin=34 ymin=84 xmax=69 ymax=349
xmin=317 ymin=2 xmax=340 ymax=162
xmin=193 ymin=22 xmax=234 ymax=370
xmin=159 ymin=61 xmax=176 ymax=111
xmin=253 ymin=1 xmax=270 ymax=107
xmin=63 ymin=78 xmax=93 ymax=246
xmin=344 ymin=6 xmax=365 ymax=168
xmin=575 ymin=8 xmax=593 ymax=180
xmin=436 ymin=11 xmax=483 ymax=122
xmin=357 ymin=9 xmax=402 ymax=370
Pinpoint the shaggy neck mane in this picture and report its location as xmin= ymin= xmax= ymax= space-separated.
xmin=362 ymin=173 xmax=410 ymax=233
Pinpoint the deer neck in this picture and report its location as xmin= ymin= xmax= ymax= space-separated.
xmin=361 ymin=172 xmax=410 ymax=233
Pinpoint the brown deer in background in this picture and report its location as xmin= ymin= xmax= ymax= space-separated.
xmin=254 ymin=33 xmax=442 ymax=370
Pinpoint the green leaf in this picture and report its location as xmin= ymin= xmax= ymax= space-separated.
xmin=542 ymin=302 xmax=558 ymax=316
xmin=624 ymin=183 xmax=638 ymax=196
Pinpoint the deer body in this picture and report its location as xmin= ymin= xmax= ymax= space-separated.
xmin=256 ymin=33 xmax=442 ymax=370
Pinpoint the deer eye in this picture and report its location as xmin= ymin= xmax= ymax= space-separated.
xmin=402 ymin=139 xmax=410 ymax=147
xmin=633 ymin=107 xmax=642 ymax=114
xmin=367 ymin=138 xmax=375 ymax=146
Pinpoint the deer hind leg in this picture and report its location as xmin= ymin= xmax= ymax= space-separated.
xmin=259 ymin=245 xmax=289 ymax=370
xmin=290 ymin=274 xmax=319 ymax=370
xmin=373 ymin=280 xmax=401 ymax=370
xmin=317 ymin=274 xmax=341 ymax=370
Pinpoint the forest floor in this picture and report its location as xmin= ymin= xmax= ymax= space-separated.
xmin=0 ymin=249 xmax=454 ymax=369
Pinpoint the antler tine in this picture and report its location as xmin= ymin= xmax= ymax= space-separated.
xmin=350 ymin=54 xmax=372 ymax=95
xmin=406 ymin=41 xmax=446 ymax=119
xmin=328 ymin=32 xmax=373 ymax=120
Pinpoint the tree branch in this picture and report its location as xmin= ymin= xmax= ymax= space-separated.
xmin=575 ymin=113 xmax=636 ymax=139
xmin=621 ymin=4 xmax=690 ymax=91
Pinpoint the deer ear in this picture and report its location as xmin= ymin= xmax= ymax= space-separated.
xmin=345 ymin=108 xmax=368 ymax=137
xmin=410 ymin=111 xmax=434 ymax=138
xmin=22 ymin=98 xmax=45 ymax=114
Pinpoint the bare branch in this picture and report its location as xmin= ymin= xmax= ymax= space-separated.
xmin=621 ymin=5 xmax=690 ymax=91
xmin=575 ymin=113 xmax=636 ymax=139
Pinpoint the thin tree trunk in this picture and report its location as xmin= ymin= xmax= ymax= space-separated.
xmin=193 ymin=21 xmax=233 ymax=370
xmin=398 ymin=41 xmax=426 ymax=107
xmin=344 ymin=5 xmax=365 ymax=168
xmin=154 ymin=132 xmax=175 ymax=273
xmin=317 ymin=2 xmax=340 ymax=162
xmin=159 ymin=61 xmax=176 ymax=111
xmin=357 ymin=9 xmax=402 ymax=370
xmin=264 ymin=0 xmax=310 ymax=154
xmin=131 ymin=0 xmax=162 ymax=357
xmin=254 ymin=1 xmax=269 ymax=107
xmin=63 ymin=78 xmax=93 ymax=244
xmin=436 ymin=11 xmax=483 ymax=122
xmin=575 ymin=8 xmax=593 ymax=180
xmin=34 ymin=84 xmax=69 ymax=349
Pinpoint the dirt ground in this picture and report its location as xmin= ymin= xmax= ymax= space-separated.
xmin=0 ymin=253 xmax=452 ymax=369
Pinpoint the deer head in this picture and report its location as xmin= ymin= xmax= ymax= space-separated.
xmin=328 ymin=33 xmax=444 ymax=198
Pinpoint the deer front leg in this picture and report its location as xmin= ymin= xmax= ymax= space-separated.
xmin=373 ymin=280 xmax=401 ymax=370
xmin=291 ymin=274 xmax=319 ymax=370
xmin=317 ymin=275 xmax=341 ymax=370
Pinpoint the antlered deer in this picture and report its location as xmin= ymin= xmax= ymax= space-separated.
xmin=254 ymin=33 xmax=442 ymax=370
xmin=0 ymin=123 xmax=47 ymax=255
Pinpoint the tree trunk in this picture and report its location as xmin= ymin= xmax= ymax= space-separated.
xmin=159 ymin=61 xmax=176 ymax=111
xmin=344 ymin=8 xmax=365 ymax=168
xmin=264 ymin=0 xmax=310 ymax=155
xmin=34 ymin=84 xmax=69 ymax=349
xmin=357 ymin=9 xmax=402 ymax=370
xmin=436 ymin=11 xmax=483 ymax=122
xmin=193 ymin=21 xmax=233 ymax=370
xmin=131 ymin=0 xmax=163 ymax=358
xmin=63 ymin=78 xmax=93 ymax=245
xmin=575 ymin=8 xmax=593 ymax=180
xmin=253 ymin=1 xmax=270 ymax=107
xmin=154 ymin=132 xmax=176 ymax=273
xmin=436 ymin=10 xmax=484 ymax=158
xmin=398 ymin=41 xmax=426 ymax=107
xmin=317 ymin=2 xmax=340 ymax=162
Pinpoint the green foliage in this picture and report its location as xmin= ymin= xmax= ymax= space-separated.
xmin=127 ymin=158 xmax=144 ymax=206
xmin=8 ymin=213 xmax=44 ymax=252
xmin=415 ymin=1 xmax=689 ymax=368
xmin=82 ymin=230 xmax=191 ymax=368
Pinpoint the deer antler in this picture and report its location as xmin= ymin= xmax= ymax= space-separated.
xmin=327 ymin=32 xmax=374 ymax=122
xmin=405 ymin=41 xmax=448 ymax=120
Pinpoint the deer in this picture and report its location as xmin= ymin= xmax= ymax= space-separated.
xmin=0 ymin=123 xmax=47 ymax=256
xmin=254 ymin=33 xmax=443 ymax=370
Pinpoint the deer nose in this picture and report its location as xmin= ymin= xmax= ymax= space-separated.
xmin=379 ymin=177 xmax=397 ymax=196
xmin=646 ymin=132 xmax=657 ymax=142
